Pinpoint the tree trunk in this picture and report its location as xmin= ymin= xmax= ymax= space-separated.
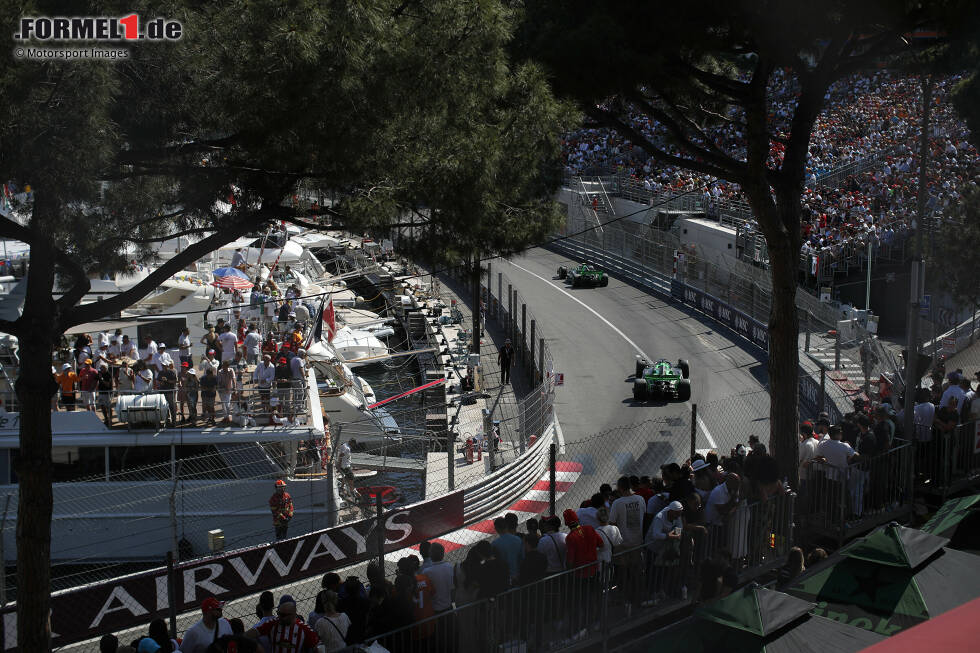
xmin=13 ymin=245 xmax=57 ymax=652
xmin=766 ymin=238 xmax=801 ymax=489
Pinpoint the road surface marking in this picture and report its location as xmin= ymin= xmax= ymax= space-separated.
xmin=509 ymin=260 xmax=718 ymax=450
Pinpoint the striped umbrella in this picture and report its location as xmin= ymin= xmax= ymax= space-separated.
xmin=212 ymin=276 xmax=254 ymax=290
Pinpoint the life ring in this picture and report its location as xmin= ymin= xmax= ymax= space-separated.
xmin=355 ymin=485 xmax=399 ymax=506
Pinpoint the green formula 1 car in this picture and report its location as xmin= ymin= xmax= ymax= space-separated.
xmin=557 ymin=262 xmax=608 ymax=288
xmin=633 ymin=357 xmax=691 ymax=402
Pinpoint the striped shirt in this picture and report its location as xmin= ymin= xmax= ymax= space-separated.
xmin=254 ymin=617 xmax=319 ymax=652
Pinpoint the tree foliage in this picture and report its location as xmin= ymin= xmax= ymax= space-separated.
xmin=928 ymin=185 xmax=980 ymax=309
xmin=0 ymin=0 xmax=569 ymax=648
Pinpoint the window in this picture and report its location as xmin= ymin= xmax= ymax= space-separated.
xmin=11 ymin=447 xmax=106 ymax=482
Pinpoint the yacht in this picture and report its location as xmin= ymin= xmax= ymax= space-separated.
xmin=0 ymin=364 xmax=341 ymax=564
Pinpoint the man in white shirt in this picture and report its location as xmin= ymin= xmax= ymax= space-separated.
xmin=420 ymin=542 xmax=455 ymax=612
xmin=336 ymin=438 xmax=356 ymax=498
xmin=704 ymin=473 xmax=741 ymax=526
xmin=244 ymin=325 xmax=263 ymax=364
xmin=798 ymin=423 xmax=819 ymax=482
xmin=120 ymin=335 xmax=138 ymax=360
xmin=178 ymin=328 xmax=193 ymax=366
xmin=218 ymin=326 xmax=238 ymax=363
xmin=139 ymin=336 xmax=157 ymax=364
xmin=254 ymin=354 xmax=276 ymax=415
xmin=940 ymin=376 xmax=966 ymax=410
xmin=199 ymin=349 xmax=220 ymax=375
xmin=912 ymin=388 xmax=936 ymax=442
xmin=577 ymin=493 xmax=602 ymax=529
xmin=609 ymin=476 xmax=646 ymax=549
xmin=536 ymin=515 xmax=567 ymax=573
xmin=609 ymin=475 xmax=647 ymax=606
xmin=815 ymin=425 xmax=855 ymax=471
xmin=152 ymin=343 xmax=173 ymax=372
xmin=177 ymin=597 xmax=233 ymax=653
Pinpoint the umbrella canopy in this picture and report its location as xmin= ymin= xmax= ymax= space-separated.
xmin=697 ymin=584 xmax=814 ymax=637
xmin=787 ymin=523 xmax=980 ymax=635
xmin=921 ymin=494 xmax=980 ymax=543
xmin=212 ymin=276 xmax=253 ymax=290
xmin=211 ymin=266 xmax=250 ymax=280
xmin=643 ymin=586 xmax=885 ymax=653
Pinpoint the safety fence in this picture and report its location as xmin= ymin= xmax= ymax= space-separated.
xmin=346 ymin=493 xmax=795 ymax=653
xmin=799 ymin=441 xmax=914 ymax=544
xmin=441 ymin=261 xmax=557 ymax=470
xmin=913 ymin=420 xmax=980 ymax=499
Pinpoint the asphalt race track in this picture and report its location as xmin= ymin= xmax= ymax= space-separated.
xmin=493 ymin=248 xmax=773 ymax=512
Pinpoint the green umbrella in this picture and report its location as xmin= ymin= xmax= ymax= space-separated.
xmin=921 ymin=494 xmax=980 ymax=541
xmin=638 ymin=585 xmax=885 ymax=653
xmin=788 ymin=523 xmax=980 ymax=636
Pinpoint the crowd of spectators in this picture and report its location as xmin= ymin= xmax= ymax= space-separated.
xmin=52 ymin=311 xmax=312 ymax=429
xmin=799 ymin=368 xmax=979 ymax=523
xmin=562 ymin=70 xmax=978 ymax=263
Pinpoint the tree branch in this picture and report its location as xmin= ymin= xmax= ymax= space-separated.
xmin=99 ymin=226 xmax=217 ymax=247
xmin=585 ymin=106 xmax=737 ymax=183
xmin=63 ymin=209 xmax=273 ymax=328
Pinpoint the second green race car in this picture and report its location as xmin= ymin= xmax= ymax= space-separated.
xmin=633 ymin=357 xmax=691 ymax=402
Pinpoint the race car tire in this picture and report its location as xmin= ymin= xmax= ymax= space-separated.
xmin=635 ymin=358 xmax=649 ymax=379
xmin=599 ymin=276 xmax=609 ymax=287
xmin=633 ymin=379 xmax=648 ymax=401
xmin=571 ymin=275 xmax=580 ymax=288
xmin=557 ymin=266 xmax=567 ymax=279
xmin=649 ymin=384 xmax=662 ymax=401
xmin=677 ymin=359 xmax=690 ymax=379
xmin=677 ymin=379 xmax=691 ymax=402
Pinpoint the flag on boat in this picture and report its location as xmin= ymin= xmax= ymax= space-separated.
xmin=306 ymin=297 xmax=326 ymax=349
xmin=324 ymin=297 xmax=336 ymax=343
xmin=212 ymin=276 xmax=253 ymax=290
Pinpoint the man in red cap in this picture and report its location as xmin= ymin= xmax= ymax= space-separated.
xmin=563 ymin=508 xmax=603 ymax=636
xmin=269 ymin=479 xmax=294 ymax=540
xmin=177 ymin=596 xmax=232 ymax=653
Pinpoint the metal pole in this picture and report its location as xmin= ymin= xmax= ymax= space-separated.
xmin=865 ymin=239 xmax=872 ymax=315
xmin=167 ymin=551 xmax=178 ymax=640
xmin=498 ymin=273 xmax=502 ymax=320
xmin=690 ymin=403 xmax=698 ymax=460
xmin=834 ymin=329 xmax=841 ymax=371
xmin=376 ymin=492 xmax=384 ymax=571
xmin=521 ymin=304 xmax=527 ymax=369
xmin=169 ymin=460 xmax=183 ymax=558
xmin=326 ymin=447 xmax=337 ymax=527
xmin=820 ymin=366 xmax=826 ymax=415
xmin=507 ymin=284 xmax=513 ymax=337
xmin=529 ymin=320 xmax=536 ymax=382
xmin=904 ymin=74 xmax=933 ymax=441
xmin=0 ymin=495 xmax=9 ymax=609
xmin=447 ymin=428 xmax=455 ymax=491
xmin=484 ymin=409 xmax=495 ymax=473
xmin=804 ymin=311 xmax=811 ymax=352
xmin=549 ymin=443 xmax=557 ymax=516
xmin=539 ymin=338 xmax=546 ymax=386
xmin=512 ymin=289 xmax=519 ymax=345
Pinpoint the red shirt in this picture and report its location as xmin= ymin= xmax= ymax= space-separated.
xmin=77 ymin=367 xmax=99 ymax=392
xmin=255 ymin=617 xmax=318 ymax=653
xmin=412 ymin=573 xmax=436 ymax=639
xmin=634 ymin=487 xmax=654 ymax=502
xmin=565 ymin=524 xmax=603 ymax=578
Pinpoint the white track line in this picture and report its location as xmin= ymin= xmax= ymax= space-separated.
xmin=508 ymin=260 xmax=717 ymax=450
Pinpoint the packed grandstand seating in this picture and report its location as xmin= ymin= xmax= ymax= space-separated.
xmin=562 ymin=71 xmax=978 ymax=261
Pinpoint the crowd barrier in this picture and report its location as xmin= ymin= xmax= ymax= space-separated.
xmin=354 ymin=492 xmax=795 ymax=653
xmin=800 ymin=441 xmax=914 ymax=543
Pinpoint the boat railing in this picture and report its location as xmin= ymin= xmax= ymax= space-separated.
xmin=47 ymin=376 xmax=314 ymax=429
